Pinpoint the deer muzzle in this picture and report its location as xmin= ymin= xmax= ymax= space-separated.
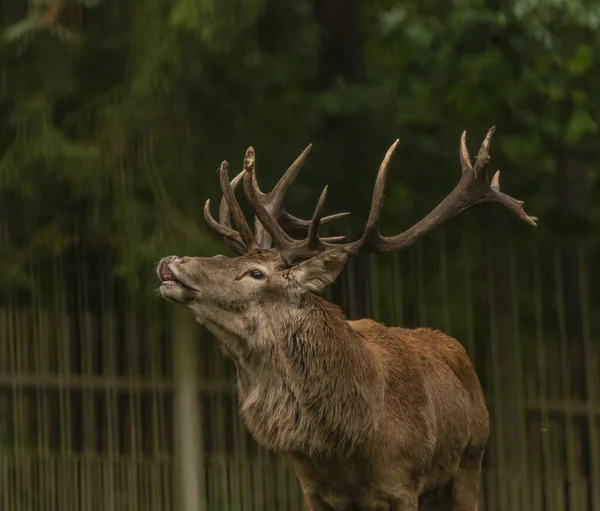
xmin=157 ymin=256 xmax=199 ymax=303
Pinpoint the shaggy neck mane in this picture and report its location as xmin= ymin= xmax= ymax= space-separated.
xmin=223 ymin=293 xmax=385 ymax=458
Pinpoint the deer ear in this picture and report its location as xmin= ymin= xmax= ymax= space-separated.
xmin=292 ymin=247 xmax=349 ymax=293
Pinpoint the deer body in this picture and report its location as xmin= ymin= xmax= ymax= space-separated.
xmin=201 ymin=290 xmax=487 ymax=510
xmin=157 ymin=128 xmax=535 ymax=510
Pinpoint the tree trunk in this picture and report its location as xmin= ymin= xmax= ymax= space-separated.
xmin=314 ymin=0 xmax=371 ymax=319
xmin=314 ymin=0 xmax=364 ymax=88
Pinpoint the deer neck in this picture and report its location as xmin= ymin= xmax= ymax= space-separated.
xmin=207 ymin=294 xmax=385 ymax=457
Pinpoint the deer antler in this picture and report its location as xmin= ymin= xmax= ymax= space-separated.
xmin=242 ymin=148 xmax=349 ymax=264
xmin=204 ymin=162 xmax=259 ymax=254
xmin=242 ymin=145 xmax=348 ymax=249
xmin=204 ymin=127 xmax=536 ymax=262
xmin=243 ymin=127 xmax=535 ymax=262
xmin=340 ymin=126 xmax=537 ymax=255
xmin=210 ymin=170 xmax=247 ymax=254
xmin=205 ymin=146 xmax=349 ymax=254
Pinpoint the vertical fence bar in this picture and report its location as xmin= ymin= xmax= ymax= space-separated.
xmin=438 ymin=232 xmax=452 ymax=334
xmin=532 ymin=242 xmax=556 ymax=511
xmin=579 ymin=244 xmax=600 ymax=511
xmin=460 ymin=226 xmax=477 ymax=369
xmin=485 ymin=236 xmax=507 ymax=511
xmin=554 ymin=245 xmax=579 ymax=511
xmin=172 ymin=309 xmax=204 ymax=511
xmin=508 ymin=239 xmax=531 ymax=509
xmin=391 ymin=252 xmax=404 ymax=327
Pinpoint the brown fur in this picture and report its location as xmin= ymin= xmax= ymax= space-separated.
xmin=157 ymin=248 xmax=489 ymax=510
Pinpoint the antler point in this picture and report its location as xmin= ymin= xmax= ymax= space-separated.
xmin=483 ymin=126 xmax=497 ymax=145
xmin=220 ymin=160 xmax=231 ymax=179
xmin=386 ymin=139 xmax=401 ymax=158
xmin=243 ymin=148 xmax=256 ymax=172
xmin=491 ymin=170 xmax=501 ymax=191
xmin=460 ymin=131 xmax=473 ymax=172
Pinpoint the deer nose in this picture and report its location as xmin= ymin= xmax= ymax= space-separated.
xmin=160 ymin=255 xmax=179 ymax=265
xmin=156 ymin=255 xmax=186 ymax=278
xmin=161 ymin=256 xmax=191 ymax=264
xmin=156 ymin=256 xmax=193 ymax=280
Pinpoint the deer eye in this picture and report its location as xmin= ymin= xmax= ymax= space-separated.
xmin=248 ymin=269 xmax=265 ymax=280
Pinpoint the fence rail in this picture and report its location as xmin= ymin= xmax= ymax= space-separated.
xmin=1 ymin=456 xmax=599 ymax=511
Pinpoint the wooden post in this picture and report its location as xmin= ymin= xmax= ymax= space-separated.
xmin=172 ymin=308 xmax=205 ymax=511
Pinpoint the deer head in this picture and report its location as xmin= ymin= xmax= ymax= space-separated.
xmin=157 ymin=127 xmax=536 ymax=348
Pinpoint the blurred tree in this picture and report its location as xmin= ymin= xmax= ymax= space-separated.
xmin=0 ymin=0 xmax=599 ymax=322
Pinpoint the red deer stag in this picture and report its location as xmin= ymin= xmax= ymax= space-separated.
xmin=157 ymin=127 xmax=536 ymax=511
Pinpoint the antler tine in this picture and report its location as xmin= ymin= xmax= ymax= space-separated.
xmin=279 ymin=186 xmax=339 ymax=263
xmin=248 ymin=144 xmax=350 ymax=248
xmin=342 ymin=127 xmax=536 ymax=256
xmin=269 ymin=144 xmax=313 ymax=203
xmin=268 ymin=146 xmax=351 ymax=228
xmin=219 ymin=160 xmax=258 ymax=251
xmin=363 ymin=139 xmax=400 ymax=242
xmin=465 ymin=126 xmax=537 ymax=226
xmin=248 ymin=145 xmax=311 ymax=248
xmin=203 ymin=165 xmax=254 ymax=255
xmin=320 ymin=235 xmax=347 ymax=243
xmin=487 ymin=170 xmax=538 ymax=226
xmin=243 ymin=158 xmax=347 ymax=262
xmin=204 ymin=147 xmax=348 ymax=256
xmin=460 ymin=131 xmax=473 ymax=173
xmin=218 ymin=170 xmax=246 ymax=227
xmin=213 ymin=170 xmax=248 ymax=253
xmin=342 ymin=139 xmax=401 ymax=253
xmin=304 ymin=185 xmax=334 ymax=247
xmin=278 ymin=210 xmax=351 ymax=233
xmin=243 ymin=148 xmax=298 ymax=251
xmin=203 ymin=200 xmax=247 ymax=254
xmin=474 ymin=126 xmax=495 ymax=172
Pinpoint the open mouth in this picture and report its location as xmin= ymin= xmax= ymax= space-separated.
xmin=158 ymin=262 xmax=197 ymax=291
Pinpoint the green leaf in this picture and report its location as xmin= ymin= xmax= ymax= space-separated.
xmin=2 ymin=17 xmax=41 ymax=43
xmin=565 ymin=109 xmax=598 ymax=143
xmin=566 ymin=44 xmax=593 ymax=76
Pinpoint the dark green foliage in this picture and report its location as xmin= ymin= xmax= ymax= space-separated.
xmin=1 ymin=0 xmax=599 ymax=303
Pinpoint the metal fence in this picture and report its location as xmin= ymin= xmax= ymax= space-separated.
xmin=0 ymin=226 xmax=599 ymax=510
